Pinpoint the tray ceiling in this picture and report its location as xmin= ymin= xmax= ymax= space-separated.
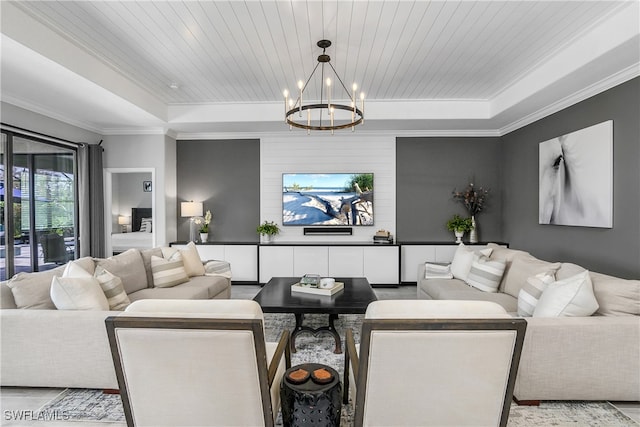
xmin=1 ymin=1 xmax=638 ymax=137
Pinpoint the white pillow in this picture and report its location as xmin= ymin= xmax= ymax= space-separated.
xmin=151 ymin=253 xmax=189 ymax=288
xmin=50 ymin=276 xmax=109 ymax=310
xmin=517 ymin=272 xmax=556 ymax=317
xmin=179 ymin=242 xmax=205 ymax=277
xmin=450 ymin=243 xmax=493 ymax=281
xmin=533 ymin=271 xmax=599 ymax=317
xmin=466 ymin=254 xmax=506 ymax=293
xmin=63 ymin=260 xmax=92 ymax=278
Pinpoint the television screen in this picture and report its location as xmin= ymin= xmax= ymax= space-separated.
xmin=283 ymin=173 xmax=374 ymax=226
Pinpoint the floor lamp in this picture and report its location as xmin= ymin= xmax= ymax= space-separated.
xmin=181 ymin=201 xmax=203 ymax=243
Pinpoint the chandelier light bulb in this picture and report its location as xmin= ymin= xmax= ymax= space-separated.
xmin=283 ymin=89 xmax=289 ymax=98
xmin=297 ymin=80 xmax=304 ymax=90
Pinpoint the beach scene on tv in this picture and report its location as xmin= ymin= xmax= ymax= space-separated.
xmin=283 ymin=173 xmax=374 ymax=226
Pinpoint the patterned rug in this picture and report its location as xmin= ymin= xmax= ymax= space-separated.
xmin=39 ymin=313 xmax=637 ymax=426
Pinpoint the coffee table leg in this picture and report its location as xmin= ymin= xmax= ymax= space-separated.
xmin=291 ymin=313 xmax=343 ymax=354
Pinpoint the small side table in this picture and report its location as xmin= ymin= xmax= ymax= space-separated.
xmin=280 ymin=363 xmax=342 ymax=427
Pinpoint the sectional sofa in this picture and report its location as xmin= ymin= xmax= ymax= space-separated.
xmin=417 ymin=243 xmax=640 ymax=403
xmin=0 ymin=246 xmax=231 ymax=389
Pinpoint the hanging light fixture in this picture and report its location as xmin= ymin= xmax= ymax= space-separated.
xmin=283 ymin=40 xmax=364 ymax=134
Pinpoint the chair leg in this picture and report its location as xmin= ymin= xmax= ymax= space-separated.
xmin=513 ymin=397 xmax=540 ymax=406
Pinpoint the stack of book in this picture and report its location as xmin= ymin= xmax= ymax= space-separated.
xmin=373 ymin=230 xmax=393 ymax=244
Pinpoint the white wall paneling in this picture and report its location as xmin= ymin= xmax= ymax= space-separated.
xmin=260 ymin=136 xmax=396 ymax=243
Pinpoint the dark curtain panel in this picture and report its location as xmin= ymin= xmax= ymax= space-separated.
xmin=78 ymin=143 xmax=105 ymax=257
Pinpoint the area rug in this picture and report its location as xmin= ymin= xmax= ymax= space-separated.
xmin=39 ymin=314 xmax=637 ymax=426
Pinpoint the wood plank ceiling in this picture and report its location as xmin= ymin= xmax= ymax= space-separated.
xmin=14 ymin=1 xmax=628 ymax=106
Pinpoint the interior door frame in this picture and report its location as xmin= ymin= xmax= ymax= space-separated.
xmin=104 ymin=168 xmax=156 ymax=255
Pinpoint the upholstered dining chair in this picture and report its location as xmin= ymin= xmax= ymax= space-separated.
xmin=344 ymin=300 xmax=527 ymax=427
xmin=105 ymin=299 xmax=290 ymax=427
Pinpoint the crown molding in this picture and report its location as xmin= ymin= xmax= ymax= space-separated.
xmin=499 ymin=64 xmax=640 ymax=136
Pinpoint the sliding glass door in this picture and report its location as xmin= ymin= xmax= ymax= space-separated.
xmin=1 ymin=131 xmax=77 ymax=279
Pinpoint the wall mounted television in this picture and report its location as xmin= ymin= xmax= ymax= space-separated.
xmin=282 ymin=173 xmax=374 ymax=226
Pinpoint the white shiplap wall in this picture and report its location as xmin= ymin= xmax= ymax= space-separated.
xmin=261 ymin=136 xmax=396 ymax=242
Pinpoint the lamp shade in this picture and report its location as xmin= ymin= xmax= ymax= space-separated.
xmin=181 ymin=201 xmax=203 ymax=217
xmin=118 ymin=215 xmax=131 ymax=225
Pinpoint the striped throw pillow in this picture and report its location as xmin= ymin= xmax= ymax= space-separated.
xmin=151 ymin=253 xmax=189 ymax=288
xmin=466 ymin=254 xmax=506 ymax=293
xmin=517 ymin=272 xmax=555 ymax=317
xmin=94 ymin=266 xmax=131 ymax=310
xmin=140 ymin=218 xmax=152 ymax=233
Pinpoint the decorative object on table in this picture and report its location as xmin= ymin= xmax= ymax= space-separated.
xmin=291 ymin=281 xmax=344 ymax=296
xmin=539 ymin=120 xmax=612 ymax=228
xmin=197 ymin=209 xmax=212 ymax=243
xmin=117 ymin=215 xmax=130 ymax=233
xmin=300 ymin=274 xmax=321 ymax=287
xmin=281 ymin=363 xmax=342 ymax=427
xmin=142 ymin=180 xmax=152 ymax=192
xmin=452 ymin=181 xmax=490 ymax=243
xmin=180 ymin=201 xmax=203 ymax=243
xmin=373 ymin=229 xmax=393 ymax=244
xmin=446 ymin=214 xmax=473 ymax=243
xmin=283 ymin=39 xmax=364 ymax=134
xmin=256 ymin=220 xmax=280 ymax=243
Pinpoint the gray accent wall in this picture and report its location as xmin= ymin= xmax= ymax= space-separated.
xmin=177 ymin=139 xmax=260 ymax=242
xmin=396 ymin=137 xmax=503 ymax=243
xmin=502 ymin=77 xmax=639 ymax=278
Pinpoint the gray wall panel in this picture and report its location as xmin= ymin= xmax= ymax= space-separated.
xmin=396 ymin=137 xmax=503 ymax=243
xmin=502 ymin=77 xmax=639 ymax=278
xmin=177 ymin=139 xmax=260 ymax=242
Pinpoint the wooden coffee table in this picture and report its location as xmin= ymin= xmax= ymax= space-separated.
xmin=253 ymin=277 xmax=377 ymax=354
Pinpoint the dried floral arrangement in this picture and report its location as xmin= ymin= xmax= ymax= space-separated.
xmin=452 ymin=182 xmax=490 ymax=215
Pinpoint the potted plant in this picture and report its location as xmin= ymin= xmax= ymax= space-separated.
xmin=257 ymin=220 xmax=280 ymax=243
xmin=198 ymin=210 xmax=212 ymax=242
xmin=452 ymin=181 xmax=490 ymax=243
xmin=446 ymin=214 xmax=473 ymax=244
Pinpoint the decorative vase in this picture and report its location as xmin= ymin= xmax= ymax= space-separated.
xmin=469 ymin=215 xmax=478 ymax=243
xmin=262 ymin=234 xmax=274 ymax=244
xmin=454 ymin=230 xmax=464 ymax=244
xmin=200 ymin=233 xmax=208 ymax=243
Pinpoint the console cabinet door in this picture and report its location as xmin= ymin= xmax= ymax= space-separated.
xmin=328 ymin=247 xmax=364 ymax=278
xmin=293 ymin=246 xmax=329 ymax=277
xmin=193 ymin=245 xmax=225 ymax=261
xmin=401 ymin=245 xmax=436 ymax=282
xmin=225 ymin=245 xmax=258 ymax=282
xmin=364 ymin=246 xmax=399 ymax=284
xmin=259 ymin=246 xmax=294 ymax=283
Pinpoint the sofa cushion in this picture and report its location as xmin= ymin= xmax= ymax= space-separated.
xmin=151 ymin=254 xmax=189 ymax=288
xmin=517 ymin=272 xmax=556 ymax=317
xmin=94 ymin=266 xmax=130 ymax=311
xmin=450 ymin=244 xmax=492 ymax=281
xmin=6 ymin=265 xmax=65 ymax=309
xmin=140 ymin=248 xmax=163 ymax=288
xmin=418 ymin=278 xmax=471 ymax=300
xmin=501 ymin=255 xmax=561 ymax=298
xmin=187 ymin=275 xmax=231 ymax=299
xmin=534 ymin=271 xmax=599 ymax=317
xmin=590 ymin=272 xmax=640 ymax=316
xmin=487 ymin=243 xmax=529 ymax=262
xmin=435 ymin=288 xmax=518 ymax=313
xmin=180 ymin=242 xmax=206 ymax=277
xmin=555 ymin=263 xmax=586 ymax=280
xmin=50 ymin=276 xmax=109 ymax=311
xmin=96 ymin=249 xmax=147 ymax=295
xmin=127 ymin=281 xmax=210 ymax=302
xmin=466 ymin=254 xmax=506 ymax=293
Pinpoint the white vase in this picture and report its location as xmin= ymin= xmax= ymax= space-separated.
xmin=262 ymin=234 xmax=274 ymax=244
xmin=469 ymin=216 xmax=478 ymax=243
xmin=454 ymin=230 xmax=464 ymax=244
xmin=200 ymin=233 xmax=208 ymax=243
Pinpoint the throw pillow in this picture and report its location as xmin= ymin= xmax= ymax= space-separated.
xmin=140 ymin=218 xmax=152 ymax=233
xmin=466 ymin=254 xmax=506 ymax=293
xmin=500 ymin=255 xmax=561 ymax=298
xmin=450 ymin=243 xmax=493 ymax=281
xmin=6 ymin=266 xmax=65 ymax=309
xmin=533 ymin=271 xmax=599 ymax=317
xmin=140 ymin=247 xmax=163 ymax=288
xmin=94 ymin=266 xmax=131 ymax=310
xmin=63 ymin=260 xmax=93 ymax=278
xmin=424 ymin=263 xmax=453 ymax=279
xmin=180 ymin=242 xmax=206 ymax=277
xmin=95 ymin=249 xmax=147 ymax=295
xmin=50 ymin=276 xmax=109 ymax=310
xmin=517 ymin=272 xmax=556 ymax=317
xmin=151 ymin=253 xmax=189 ymax=288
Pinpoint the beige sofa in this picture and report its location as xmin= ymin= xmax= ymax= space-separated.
xmin=417 ymin=243 xmax=640 ymax=402
xmin=0 ymin=247 xmax=231 ymax=389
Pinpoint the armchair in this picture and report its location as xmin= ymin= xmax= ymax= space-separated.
xmin=105 ymin=299 xmax=291 ymax=427
xmin=40 ymin=233 xmax=73 ymax=264
xmin=344 ymin=300 xmax=526 ymax=427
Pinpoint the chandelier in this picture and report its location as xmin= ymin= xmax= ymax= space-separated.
xmin=283 ymin=40 xmax=364 ymax=134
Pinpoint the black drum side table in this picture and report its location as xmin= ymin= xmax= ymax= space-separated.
xmin=281 ymin=363 xmax=342 ymax=427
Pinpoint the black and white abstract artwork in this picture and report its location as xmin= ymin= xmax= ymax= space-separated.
xmin=539 ymin=120 xmax=613 ymax=228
